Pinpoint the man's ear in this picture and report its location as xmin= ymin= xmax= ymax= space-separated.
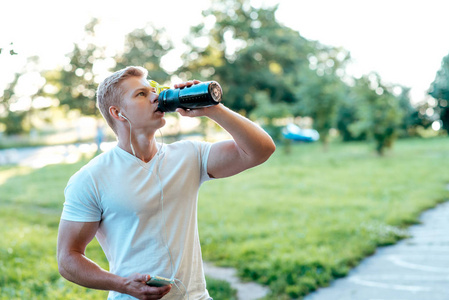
xmin=109 ymin=106 xmax=123 ymax=121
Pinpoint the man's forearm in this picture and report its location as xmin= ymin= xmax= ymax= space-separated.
xmin=58 ymin=251 xmax=171 ymax=299
xmin=58 ymin=251 xmax=126 ymax=293
xmin=207 ymin=104 xmax=276 ymax=164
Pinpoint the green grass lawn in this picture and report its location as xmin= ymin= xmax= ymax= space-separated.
xmin=197 ymin=137 xmax=449 ymax=298
xmin=0 ymin=137 xmax=447 ymax=299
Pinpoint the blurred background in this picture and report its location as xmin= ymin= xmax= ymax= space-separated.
xmin=1 ymin=0 xmax=448 ymax=152
xmin=1 ymin=0 xmax=449 ymax=299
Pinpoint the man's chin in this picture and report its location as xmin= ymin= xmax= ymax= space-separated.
xmin=158 ymin=118 xmax=166 ymax=128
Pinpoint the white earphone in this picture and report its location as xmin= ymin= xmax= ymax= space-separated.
xmin=118 ymin=112 xmax=128 ymax=120
xmin=118 ymin=111 xmax=136 ymax=156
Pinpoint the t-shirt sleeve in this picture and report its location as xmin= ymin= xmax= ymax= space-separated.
xmin=61 ymin=168 xmax=102 ymax=222
xmin=191 ymin=140 xmax=213 ymax=184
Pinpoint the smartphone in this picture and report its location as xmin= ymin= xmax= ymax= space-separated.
xmin=146 ymin=275 xmax=174 ymax=287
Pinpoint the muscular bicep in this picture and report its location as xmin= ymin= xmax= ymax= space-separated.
xmin=57 ymin=220 xmax=116 ymax=288
xmin=207 ymin=140 xmax=254 ymax=179
xmin=57 ymin=220 xmax=100 ymax=257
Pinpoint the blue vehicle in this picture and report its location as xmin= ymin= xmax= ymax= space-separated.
xmin=282 ymin=123 xmax=320 ymax=142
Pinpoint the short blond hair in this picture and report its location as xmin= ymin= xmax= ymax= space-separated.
xmin=96 ymin=66 xmax=148 ymax=134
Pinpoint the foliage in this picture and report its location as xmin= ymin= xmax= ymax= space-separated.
xmin=180 ymin=0 xmax=356 ymax=150
xmin=40 ymin=19 xmax=104 ymax=116
xmin=395 ymin=86 xmax=420 ymax=136
xmin=0 ymin=111 xmax=27 ymax=135
xmin=249 ymin=91 xmax=291 ymax=140
xmin=0 ymin=56 xmax=47 ymax=135
xmin=336 ymin=91 xmax=365 ymax=142
xmin=294 ymin=69 xmax=348 ymax=146
xmin=180 ymin=0 xmax=313 ymax=115
xmin=428 ymin=52 xmax=449 ymax=133
xmin=0 ymin=73 xmax=23 ymax=134
xmin=337 ymin=83 xmax=419 ymax=142
xmin=348 ymin=74 xmax=404 ymax=155
xmin=39 ymin=20 xmax=174 ymax=118
xmin=413 ymin=100 xmax=438 ymax=131
xmin=114 ymin=24 xmax=173 ymax=83
xmin=205 ymin=277 xmax=237 ymax=300
xmin=0 ymin=0 xmax=430 ymax=154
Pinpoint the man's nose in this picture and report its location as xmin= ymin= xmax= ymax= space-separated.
xmin=150 ymin=93 xmax=159 ymax=103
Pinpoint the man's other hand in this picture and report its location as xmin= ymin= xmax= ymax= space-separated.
xmin=124 ymin=273 xmax=172 ymax=300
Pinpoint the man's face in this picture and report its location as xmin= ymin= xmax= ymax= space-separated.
xmin=120 ymin=76 xmax=166 ymax=131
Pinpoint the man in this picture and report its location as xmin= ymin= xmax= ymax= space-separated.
xmin=57 ymin=66 xmax=276 ymax=300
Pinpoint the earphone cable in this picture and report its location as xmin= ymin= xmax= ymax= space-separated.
xmin=125 ymin=117 xmax=188 ymax=299
xmin=156 ymin=130 xmax=189 ymax=300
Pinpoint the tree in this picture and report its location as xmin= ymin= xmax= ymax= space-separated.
xmin=337 ymin=85 xmax=418 ymax=141
xmin=0 ymin=57 xmax=48 ymax=135
xmin=428 ymin=52 xmax=449 ymax=134
xmin=395 ymin=86 xmax=420 ymax=137
xmin=40 ymin=18 xmax=105 ymax=116
xmin=179 ymin=0 xmax=353 ymax=150
xmin=180 ymin=0 xmax=314 ymax=115
xmin=114 ymin=24 xmax=173 ymax=83
xmin=40 ymin=20 xmax=175 ymax=118
xmin=294 ymin=69 xmax=348 ymax=148
xmin=349 ymin=74 xmax=403 ymax=155
xmin=0 ymin=72 xmax=25 ymax=135
xmin=336 ymin=91 xmax=366 ymax=142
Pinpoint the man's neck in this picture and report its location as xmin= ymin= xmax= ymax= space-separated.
xmin=118 ymin=133 xmax=159 ymax=163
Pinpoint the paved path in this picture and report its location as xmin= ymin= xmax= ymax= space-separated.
xmin=304 ymin=201 xmax=449 ymax=300
xmin=0 ymin=143 xmax=115 ymax=168
xmin=203 ymin=262 xmax=270 ymax=300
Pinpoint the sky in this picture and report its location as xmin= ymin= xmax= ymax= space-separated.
xmin=1 ymin=0 xmax=449 ymax=105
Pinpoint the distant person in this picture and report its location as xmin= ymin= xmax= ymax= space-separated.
xmin=57 ymin=66 xmax=275 ymax=300
xmin=95 ymin=119 xmax=105 ymax=152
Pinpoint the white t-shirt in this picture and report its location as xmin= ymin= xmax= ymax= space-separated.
xmin=61 ymin=140 xmax=213 ymax=299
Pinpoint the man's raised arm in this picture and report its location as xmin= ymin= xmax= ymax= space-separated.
xmin=177 ymin=103 xmax=276 ymax=179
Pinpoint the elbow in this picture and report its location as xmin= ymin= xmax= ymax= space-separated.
xmin=264 ymin=139 xmax=276 ymax=161
xmin=57 ymin=251 xmax=72 ymax=281
xmin=57 ymin=254 xmax=68 ymax=278
xmin=58 ymin=265 xmax=68 ymax=280
xmin=256 ymin=138 xmax=276 ymax=165
xmin=268 ymin=139 xmax=276 ymax=156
